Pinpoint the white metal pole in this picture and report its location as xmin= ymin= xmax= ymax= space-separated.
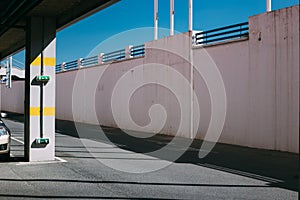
xmin=170 ymin=0 xmax=174 ymax=36
xmin=188 ymin=0 xmax=193 ymax=32
xmin=189 ymin=41 xmax=194 ymax=139
xmin=154 ymin=0 xmax=158 ymax=40
xmin=9 ymin=56 xmax=12 ymax=88
xmin=189 ymin=0 xmax=194 ymax=139
xmin=266 ymin=0 xmax=272 ymax=12
xmin=6 ymin=56 xmax=12 ymax=88
xmin=9 ymin=56 xmax=12 ymax=68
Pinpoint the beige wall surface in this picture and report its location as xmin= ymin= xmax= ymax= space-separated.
xmin=1 ymin=81 xmax=24 ymax=114
xmin=1 ymin=5 xmax=298 ymax=153
xmin=193 ymin=5 xmax=299 ymax=153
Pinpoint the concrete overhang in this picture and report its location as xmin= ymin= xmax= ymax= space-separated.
xmin=0 ymin=0 xmax=119 ymax=60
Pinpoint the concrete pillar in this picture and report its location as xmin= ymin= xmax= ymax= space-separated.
xmin=125 ymin=45 xmax=133 ymax=59
xmin=0 ymin=82 xmax=1 ymax=112
xmin=25 ymin=17 xmax=56 ymax=162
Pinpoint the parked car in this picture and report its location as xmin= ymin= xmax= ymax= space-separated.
xmin=0 ymin=119 xmax=10 ymax=160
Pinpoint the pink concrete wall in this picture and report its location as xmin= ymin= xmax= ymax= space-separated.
xmin=247 ymin=5 xmax=299 ymax=152
xmin=192 ymin=5 xmax=299 ymax=153
xmin=1 ymin=5 xmax=298 ymax=153
xmin=60 ymin=5 xmax=298 ymax=153
xmin=193 ymin=40 xmax=250 ymax=144
xmin=0 ymin=81 xmax=24 ymax=114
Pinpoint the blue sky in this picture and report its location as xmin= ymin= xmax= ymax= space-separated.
xmin=11 ymin=0 xmax=299 ymax=65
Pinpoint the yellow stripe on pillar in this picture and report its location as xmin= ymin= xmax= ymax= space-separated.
xmin=30 ymin=107 xmax=55 ymax=116
xmin=31 ymin=57 xmax=56 ymax=67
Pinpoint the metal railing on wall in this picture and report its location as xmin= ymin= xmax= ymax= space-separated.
xmin=81 ymin=56 xmax=98 ymax=67
xmin=131 ymin=45 xmax=145 ymax=57
xmin=102 ymin=49 xmax=125 ymax=63
xmin=55 ymin=64 xmax=62 ymax=72
xmin=195 ymin=22 xmax=249 ymax=45
xmin=63 ymin=60 xmax=77 ymax=70
xmin=56 ymin=44 xmax=145 ymax=73
xmin=56 ymin=22 xmax=249 ymax=73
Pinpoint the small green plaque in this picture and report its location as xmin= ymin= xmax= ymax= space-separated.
xmin=35 ymin=75 xmax=50 ymax=82
xmin=35 ymin=138 xmax=49 ymax=144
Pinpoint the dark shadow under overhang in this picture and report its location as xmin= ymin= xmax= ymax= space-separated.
xmin=0 ymin=0 xmax=119 ymax=60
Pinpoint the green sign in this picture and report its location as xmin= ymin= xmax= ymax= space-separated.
xmin=35 ymin=75 xmax=50 ymax=82
xmin=35 ymin=138 xmax=49 ymax=144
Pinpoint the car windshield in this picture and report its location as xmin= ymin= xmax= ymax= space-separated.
xmin=0 ymin=127 xmax=8 ymax=136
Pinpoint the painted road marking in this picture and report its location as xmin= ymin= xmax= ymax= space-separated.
xmin=11 ymin=137 xmax=24 ymax=144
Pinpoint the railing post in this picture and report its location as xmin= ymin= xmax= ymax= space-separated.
xmin=77 ymin=58 xmax=83 ymax=68
xmin=98 ymin=53 xmax=104 ymax=64
xmin=240 ymin=24 xmax=242 ymax=38
xmin=125 ymin=45 xmax=133 ymax=59
xmin=61 ymin=62 xmax=66 ymax=71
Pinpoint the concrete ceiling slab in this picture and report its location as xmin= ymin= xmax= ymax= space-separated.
xmin=0 ymin=0 xmax=119 ymax=60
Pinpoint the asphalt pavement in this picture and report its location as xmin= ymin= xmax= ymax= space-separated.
xmin=0 ymin=113 xmax=298 ymax=199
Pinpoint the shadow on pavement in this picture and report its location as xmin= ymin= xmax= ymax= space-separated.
xmin=55 ymin=119 xmax=299 ymax=192
xmin=0 ymin=193 xmax=174 ymax=200
xmin=0 ymin=178 xmax=280 ymax=199
xmin=1 ymin=113 xmax=298 ymax=192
